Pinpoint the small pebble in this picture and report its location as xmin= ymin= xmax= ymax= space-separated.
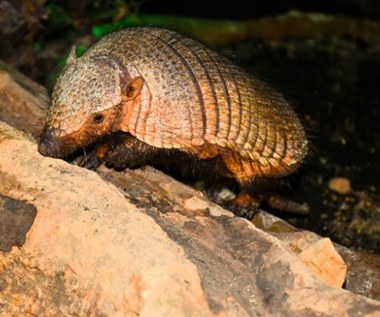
xmin=328 ymin=177 xmax=352 ymax=195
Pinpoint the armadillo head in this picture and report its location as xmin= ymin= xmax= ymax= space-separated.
xmin=38 ymin=49 xmax=143 ymax=158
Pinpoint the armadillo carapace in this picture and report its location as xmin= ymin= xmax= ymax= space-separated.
xmin=38 ymin=27 xmax=308 ymax=188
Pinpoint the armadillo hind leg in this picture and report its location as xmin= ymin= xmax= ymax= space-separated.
xmin=223 ymin=183 xmax=309 ymax=218
xmin=220 ymin=150 xmax=309 ymax=216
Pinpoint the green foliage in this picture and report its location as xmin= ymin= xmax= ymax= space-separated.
xmin=75 ymin=44 xmax=89 ymax=58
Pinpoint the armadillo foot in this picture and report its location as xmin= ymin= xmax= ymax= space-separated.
xmin=222 ymin=191 xmax=261 ymax=219
xmin=77 ymin=150 xmax=104 ymax=170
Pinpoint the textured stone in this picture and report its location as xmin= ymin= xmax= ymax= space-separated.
xmin=0 ymin=123 xmax=379 ymax=316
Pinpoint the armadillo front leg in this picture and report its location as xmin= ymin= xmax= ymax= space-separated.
xmin=104 ymin=133 xmax=160 ymax=170
xmin=78 ymin=133 xmax=130 ymax=169
xmin=79 ymin=142 xmax=110 ymax=170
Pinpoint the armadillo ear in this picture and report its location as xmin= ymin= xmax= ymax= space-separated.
xmin=66 ymin=46 xmax=77 ymax=65
xmin=124 ymin=77 xmax=144 ymax=100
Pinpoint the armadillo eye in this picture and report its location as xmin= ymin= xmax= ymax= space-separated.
xmin=93 ymin=114 xmax=104 ymax=124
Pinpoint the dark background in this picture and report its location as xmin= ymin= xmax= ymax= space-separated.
xmin=142 ymin=0 xmax=380 ymax=19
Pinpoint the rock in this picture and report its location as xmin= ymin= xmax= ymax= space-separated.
xmin=328 ymin=177 xmax=352 ymax=194
xmin=253 ymin=212 xmax=380 ymax=299
xmin=336 ymin=244 xmax=380 ymax=300
xmin=0 ymin=122 xmax=379 ymax=315
xmin=0 ymin=68 xmax=47 ymax=138
xmin=262 ymin=228 xmax=347 ymax=288
xmin=298 ymin=238 xmax=347 ymax=287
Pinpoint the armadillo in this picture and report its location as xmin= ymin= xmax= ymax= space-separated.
xmin=38 ymin=27 xmax=308 ymax=209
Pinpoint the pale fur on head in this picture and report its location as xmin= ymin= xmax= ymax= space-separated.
xmin=45 ymin=49 xmax=124 ymax=137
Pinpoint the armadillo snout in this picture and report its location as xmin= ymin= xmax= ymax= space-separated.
xmin=38 ymin=129 xmax=64 ymax=158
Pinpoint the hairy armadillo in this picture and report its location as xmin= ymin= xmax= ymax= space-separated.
xmin=38 ymin=27 xmax=308 ymax=210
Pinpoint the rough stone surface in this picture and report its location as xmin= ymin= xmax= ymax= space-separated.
xmin=0 ymin=69 xmax=47 ymax=138
xmin=0 ymin=123 xmax=215 ymax=316
xmin=265 ymin=229 xmax=347 ymax=288
xmin=298 ymin=238 xmax=347 ymax=287
xmin=260 ymin=221 xmax=380 ymax=300
xmin=0 ymin=122 xmax=379 ymax=316
xmin=336 ymin=244 xmax=380 ymax=300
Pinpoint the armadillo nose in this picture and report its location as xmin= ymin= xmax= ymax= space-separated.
xmin=38 ymin=130 xmax=62 ymax=158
